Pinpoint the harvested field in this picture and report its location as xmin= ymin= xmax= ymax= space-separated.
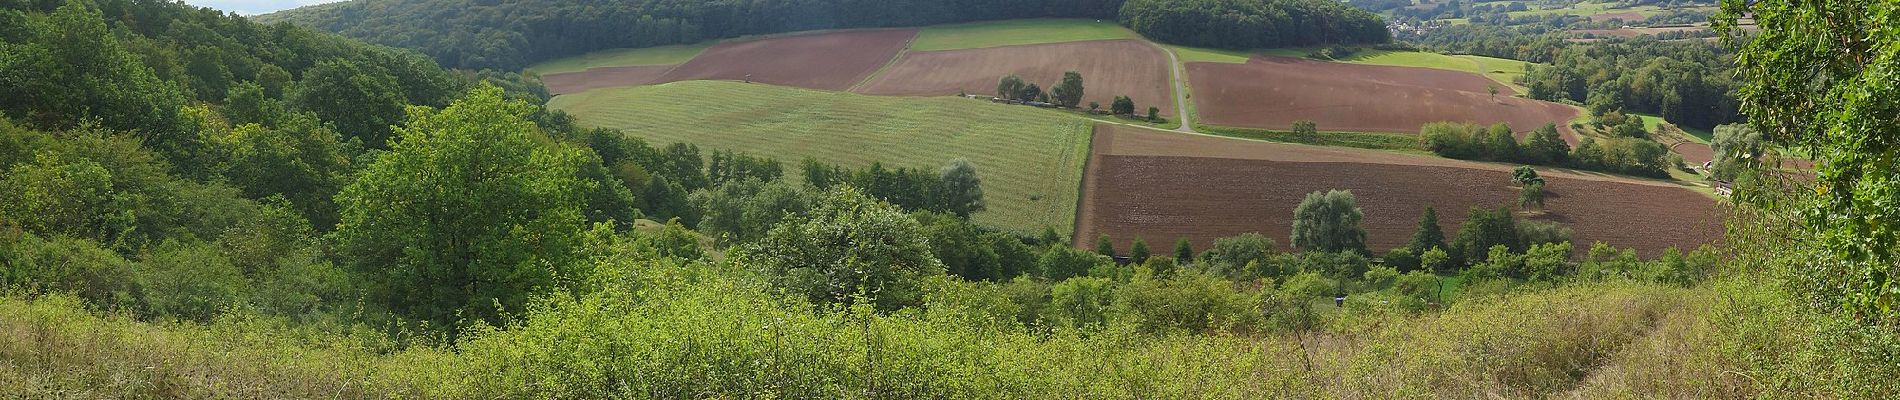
xmin=856 ymin=40 xmax=1175 ymax=116
xmin=1188 ymin=56 xmax=1581 ymax=143
xmin=657 ymin=29 xmax=917 ymax=91
xmin=1076 ymin=125 xmax=1722 ymax=257
xmin=542 ymin=65 xmax=674 ymax=95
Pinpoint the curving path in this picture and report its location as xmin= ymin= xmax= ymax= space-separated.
xmin=1157 ymin=43 xmax=1197 ymax=133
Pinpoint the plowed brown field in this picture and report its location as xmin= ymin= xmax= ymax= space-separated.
xmin=656 ymin=29 xmax=917 ymax=91
xmin=1188 ymin=56 xmax=1582 ymax=143
xmin=1672 ymin=142 xmax=1715 ymax=166
xmin=543 ymin=65 xmax=675 ymax=95
xmin=1075 ymin=125 xmax=1722 ymax=257
xmin=855 ymin=40 xmax=1175 ymax=116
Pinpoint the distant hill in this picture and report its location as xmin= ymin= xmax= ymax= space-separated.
xmin=259 ymin=0 xmax=1388 ymax=71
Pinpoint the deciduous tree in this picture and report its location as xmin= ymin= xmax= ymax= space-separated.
xmin=1291 ymin=190 xmax=1367 ymax=254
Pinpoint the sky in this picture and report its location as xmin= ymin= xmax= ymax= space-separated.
xmin=180 ymin=0 xmax=348 ymax=16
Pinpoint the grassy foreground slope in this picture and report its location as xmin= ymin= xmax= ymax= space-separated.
xmin=909 ymin=19 xmax=1136 ymax=51
xmin=549 ymin=81 xmax=1092 ymax=234
xmin=526 ymin=44 xmax=708 ymax=75
xmin=1 ymin=275 xmax=1837 ymax=397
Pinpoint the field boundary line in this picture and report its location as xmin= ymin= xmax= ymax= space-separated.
xmin=847 ymin=31 xmax=919 ymax=93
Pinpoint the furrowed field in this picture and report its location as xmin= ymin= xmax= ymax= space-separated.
xmin=548 ymin=80 xmax=1094 ymax=235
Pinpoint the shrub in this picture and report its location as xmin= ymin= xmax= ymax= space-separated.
xmin=743 ymin=187 xmax=944 ymax=311
xmin=138 ymin=239 xmax=248 ymax=322
xmin=1048 ymin=277 xmax=1115 ymax=328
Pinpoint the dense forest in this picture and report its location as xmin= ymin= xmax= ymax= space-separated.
xmin=1521 ymin=38 xmax=1740 ymax=130
xmin=1117 ymin=0 xmax=1389 ymax=50
xmin=260 ymin=0 xmax=1388 ymax=71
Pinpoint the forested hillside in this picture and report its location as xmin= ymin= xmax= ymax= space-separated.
xmin=259 ymin=0 xmax=1388 ymax=71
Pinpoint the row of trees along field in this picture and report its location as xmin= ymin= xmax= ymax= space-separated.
xmin=1117 ymin=0 xmax=1390 ymax=49
xmin=258 ymin=0 xmax=1390 ymax=71
xmin=1419 ymin=121 xmax=1676 ymax=178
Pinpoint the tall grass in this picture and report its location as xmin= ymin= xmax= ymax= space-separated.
xmin=7 ymin=262 xmax=1850 ymax=398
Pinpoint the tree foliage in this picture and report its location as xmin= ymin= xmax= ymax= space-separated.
xmin=1291 ymin=189 xmax=1367 ymax=254
xmin=1718 ymin=0 xmax=1900 ymax=326
xmin=743 ymin=187 xmax=945 ymax=311
xmin=1119 ymin=0 xmax=1390 ymax=50
xmin=332 ymin=85 xmax=592 ymax=328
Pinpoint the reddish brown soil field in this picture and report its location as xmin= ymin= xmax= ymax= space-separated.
xmin=657 ymin=29 xmax=917 ymax=91
xmin=854 ymin=40 xmax=1175 ymax=116
xmin=542 ymin=65 xmax=676 ymax=95
xmin=1672 ymin=142 xmax=1715 ymax=166
xmin=1187 ymin=56 xmax=1582 ymax=142
xmin=1076 ymin=125 xmax=1723 ymax=258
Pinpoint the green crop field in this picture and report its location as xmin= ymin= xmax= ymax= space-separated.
xmin=527 ymin=43 xmax=709 ymax=75
xmin=1241 ymin=48 xmax=1531 ymax=91
xmin=548 ymin=80 xmax=1094 ymax=235
xmin=910 ymin=18 xmax=1136 ymax=51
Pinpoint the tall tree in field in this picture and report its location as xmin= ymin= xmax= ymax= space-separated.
xmin=997 ymin=74 xmax=1026 ymax=100
xmin=1718 ymin=0 xmax=1900 ymax=325
xmin=1291 ymin=190 xmax=1367 ymax=254
xmin=332 ymin=85 xmax=592 ymax=328
xmin=1096 ymin=234 xmax=1117 ymax=257
xmin=1051 ymin=71 xmax=1086 ymax=107
xmin=1129 ymin=238 xmax=1151 ymax=264
xmin=938 ymin=158 xmax=985 ymax=218
xmin=1408 ymin=206 xmax=1446 ymax=254
xmin=1112 ymin=96 xmax=1136 ymax=115
xmin=1175 ymin=237 xmax=1194 ymax=261
xmin=1450 ymin=206 xmax=1519 ymax=266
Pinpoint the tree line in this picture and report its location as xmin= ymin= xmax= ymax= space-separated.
xmin=261 ymin=0 xmax=1390 ymax=71
xmin=1118 ymin=0 xmax=1390 ymax=50
xmin=1420 ymin=121 xmax=1673 ymax=178
xmin=261 ymin=0 xmax=1130 ymax=70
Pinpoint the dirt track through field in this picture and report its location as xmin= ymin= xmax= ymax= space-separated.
xmin=1188 ymin=56 xmax=1582 ymax=143
xmin=855 ymin=39 xmax=1175 ymax=116
xmin=657 ymin=29 xmax=918 ymax=91
xmin=542 ymin=65 xmax=676 ymax=95
xmin=1076 ymin=125 xmax=1722 ymax=257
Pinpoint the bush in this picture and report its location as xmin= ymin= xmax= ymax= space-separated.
xmin=1112 ymin=268 xmax=1258 ymax=334
xmin=1200 ymin=232 xmax=1277 ymax=279
xmin=138 ymin=239 xmax=248 ymax=322
xmin=0 ymin=234 xmax=141 ymax=311
xmin=1038 ymin=246 xmax=1109 ymax=281
xmin=743 ymin=187 xmax=944 ymax=311
xmin=1048 ymin=277 xmax=1115 ymax=329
